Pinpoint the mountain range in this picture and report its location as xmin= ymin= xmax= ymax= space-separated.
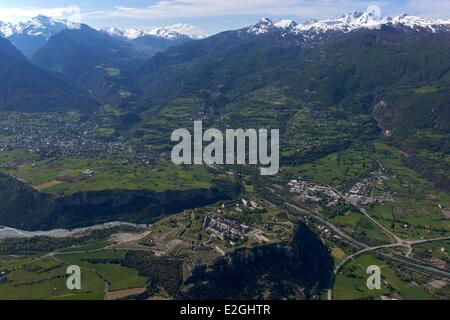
xmin=0 ymin=16 xmax=202 ymax=58
xmin=31 ymin=24 xmax=158 ymax=101
xmin=0 ymin=9 xmax=449 ymax=302
xmin=0 ymin=15 xmax=205 ymax=103
xmin=2 ymin=11 xmax=449 ymax=61
xmin=0 ymin=15 xmax=72 ymax=57
xmin=0 ymin=36 xmax=96 ymax=112
xmin=129 ymin=10 xmax=450 ymax=191
xmin=246 ymin=11 xmax=450 ymax=36
xmin=101 ymin=23 xmax=206 ymax=40
xmin=0 ymin=9 xmax=449 ymax=191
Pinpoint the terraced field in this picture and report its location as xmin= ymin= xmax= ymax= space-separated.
xmin=0 ymin=151 xmax=213 ymax=196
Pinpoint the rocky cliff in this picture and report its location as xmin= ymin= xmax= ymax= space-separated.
xmin=182 ymin=223 xmax=334 ymax=300
xmin=0 ymin=173 xmax=232 ymax=230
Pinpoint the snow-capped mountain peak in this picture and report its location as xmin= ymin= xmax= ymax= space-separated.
xmin=145 ymin=27 xmax=189 ymax=40
xmin=164 ymin=23 xmax=206 ymax=39
xmin=0 ymin=15 xmax=72 ymax=40
xmin=246 ymin=10 xmax=450 ymax=36
xmin=101 ymin=27 xmax=143 ymax=39
xmin=274 ymin=19 xmax=297 ymax=29
xmin=248 ymin=18 xmax=299 ymax=34
xmin=32 ymin=14 xmax=55 ymax=25
xmin=339 ymin=10 xmax=383 ymax=25
xmin=296 ymin=10 xmax=387 ymax=33
xmin=0 ymin=21 xmax=15 ymax=37
xmin=391 ymin=14 xmax=450 ymax=32
xmin=101 ymin=23 xmax=205 ymax=40
xmin=247 ymin=18 xmax=276 ymax=34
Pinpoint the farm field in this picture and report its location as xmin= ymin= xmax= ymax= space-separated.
xmin=287 ymin=146 xmax=376 ymax=188
xmin=0 ymin=257 xmax=104 ymax=300
xmin=1 ymin=6 xmax=450 ymax=303
xmin=0 ymin=248 xmax=150 ymax=300
xmin=54 ymin=249 xmax=148 ymax=291
xmin=331 ymin=211 xmax=392 ymax=246
xmin=365 ymin=143 xmax=450 ymax=240
xmin=0 ymin=150 xmax=213 ymax=196
xmin=410 ymin=240 xmax=450 ymax=268
xmin=333 ymin=254 xmax=436 ymax=300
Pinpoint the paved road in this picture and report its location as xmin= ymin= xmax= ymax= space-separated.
xmin=379 ymin=252 xmax=450 ymax=278
xmin=104 ymin=281 xmax=109 ymax=301
xmin=328 ymin=186 xmax=402 ymax=243
xmin=334 ymin=236 xmax=450 ymax=274
xmin=326 ymin=235 xmax=450 ymax=300
xmin=265 ymin=186 xmax=367 ymax=248
xmin=284 ymin=202 xmax=367 ymax=248
xmin=281 ymin=194 xmax=450 ymax=301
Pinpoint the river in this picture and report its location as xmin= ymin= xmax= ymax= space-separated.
xmin=0 ymin=221 xmax=148 ymax=240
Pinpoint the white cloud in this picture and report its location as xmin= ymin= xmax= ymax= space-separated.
xmin=0 ymin=1 xmax=448 ymax=26
xmin=165 ymin=23 xmax=208 ymax=38
xmin=0 ymin=5 xmax=81 ymax=23
xmin=85 ymin=0 xmax=391 ymax=20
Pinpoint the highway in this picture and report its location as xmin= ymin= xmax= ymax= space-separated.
xmin=281 ymin=194 xmax=450 ymax=301
xmin=284 ymin=202 xmax=367 ymax=248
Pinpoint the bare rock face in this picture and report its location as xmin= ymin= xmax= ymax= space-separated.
xmin=0 ymin=173 xmax=52 ymax=229
xmin=0 ymin=173 xmax=232 ymax=231
xmin=47 ymin=187 xmax=229 ymax=230
xmin=182 ymin=223 xmax=334 ymax=300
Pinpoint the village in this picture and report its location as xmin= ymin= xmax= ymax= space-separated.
xmin=287 ymin=179 xmax=341 ymax=207
xmin=287 ymin=170 xmax=395 ymax=207
xmin=345 ymin=167 xmax=395 ymax=205
xmin=345 ymin=178 xmax=394 ymax=205
xmin=0 ymin=115 xmax=155 ymax=165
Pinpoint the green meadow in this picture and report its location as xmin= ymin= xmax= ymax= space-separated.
xmin=286 ymin=146 xmax=376 ymax=187
xmin=333 ymin=254 xmax=435 ymax=300
xmin=365 ymin=143 xmax=450 ymax=239
xmin=0 ymin=257 xmax=104 ymax=300
xmin=54 ymin=250 xmax=148 ymax=291
xmin=332 ymin=211 xmax=392 ymax=246
xmin=0 ymin=149 xmax=213 ymax=196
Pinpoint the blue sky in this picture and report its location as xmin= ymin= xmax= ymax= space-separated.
xmin=1 ymin=0 xmax=449 ymax=35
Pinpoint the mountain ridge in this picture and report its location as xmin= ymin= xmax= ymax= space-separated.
xmin=245 ymin=11 xmax=450 ymax=36
xmin=0 ymin=15 xmax=74 ymax=57
xmin=101 ymin=23 xmax=205 ymax=40
xmin=0 ymin=15 xmax=204 ymax=57
xmin=129 ymin=16 xmax=450 ymax=191
xmin=0 ymin=36 xmax=97 ymax=112
xmin=31 ymin=24 xmax=156 ymax=101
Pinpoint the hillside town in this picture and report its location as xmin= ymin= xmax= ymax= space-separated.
xmin=288 ymin=179 xmax=341 ymax=207
xmin=288 ymin=174 xmax=395 ymax=207
xmin=0 ymin=115 xmax=155 ymax=165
